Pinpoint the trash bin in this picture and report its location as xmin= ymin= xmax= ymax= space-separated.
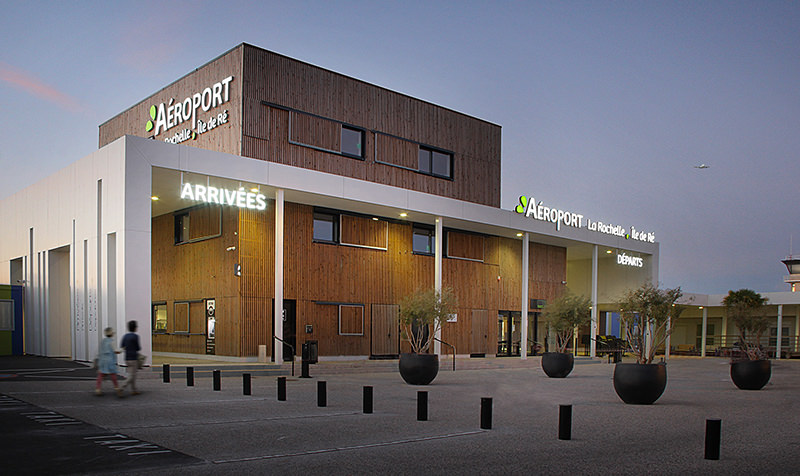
xmin=302 ymin=340 xmax=318 ymax=364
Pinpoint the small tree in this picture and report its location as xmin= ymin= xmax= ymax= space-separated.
xmin=542 ymin=290 xmax=592 ymax=353
xmin=723 ymin=289 xmax=769 ymax=361
xmin=398 ymin=287 xmax=457 ymax=353
xmin=617 ymin=282 xmax=684 ymax=364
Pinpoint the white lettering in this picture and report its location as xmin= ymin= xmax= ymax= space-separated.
xmin=180 ymin=183 xmax=194 ymax=200
xmin=255 ymin=194 xmax=267 ymax=211
xmin=150 ymin=77 xmax=235 ymax=136
xmin=180 ymin=183 xmax=266 ymax=211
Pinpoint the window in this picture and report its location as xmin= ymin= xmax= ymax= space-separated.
xmin=339 ymin=304 xmax=364 ymax=336
xmin=313 ymin=211 xmax=339 ymax=243
xmin=0 ymin=300 xmax=14 ymax=331
xmin=341 ymin=125 xmax=364 ymax=158
xmin=418 ymin=146 xmax=453 ymax=179
xmin=152 ymin=303 xmax=167 ymax=333
xmin=175 ymin=213 xmax=189 ymax=244
xmin=769 ymin=327 xmax=790 ymax=347
xmin=412 ymin=226 xmax=434 ymax=255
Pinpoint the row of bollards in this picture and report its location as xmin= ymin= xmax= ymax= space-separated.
xmin=161 ymin=364 xmax=723 ymax=458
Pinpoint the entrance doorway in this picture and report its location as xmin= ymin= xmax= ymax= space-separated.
xmin=371 ymin=304 xmax=399 ymax=357
xmin=496 ymin=311 xmax=539 ymax=357
xmin=272 ymin=299 xmax=296 ymax=362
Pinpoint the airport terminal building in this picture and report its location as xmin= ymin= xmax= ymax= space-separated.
xmin=0 ymin=44 xmax=661 ymax=363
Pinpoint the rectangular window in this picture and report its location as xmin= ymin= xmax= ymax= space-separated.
xmin=313 ymin=211 xmax=339 ymax=243
xmin=0 ymin=300 xmax=14 ymax=331
xmin=175 ymin=213 xmax=189 ymax=244
xmin=418 ymin=146 xmax=453 ymax=179
xmin=769 ymin=327 xmax=790 ymax=347
xmin=341 ymin=125 xmax=365 ymax=158
xmin=412 ymin=226 xmax=434 ymax=255
xmin=152 ymin=303 xmax=167 ymax=333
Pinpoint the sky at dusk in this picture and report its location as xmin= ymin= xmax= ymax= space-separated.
xmin=1 ymin=1 xmax=798 ymax=295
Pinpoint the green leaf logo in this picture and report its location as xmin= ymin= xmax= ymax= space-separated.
xmin=515 ymin=196 xmax=528 ymax=214
xmin=146 ymin=105 xmax=156 ymax=132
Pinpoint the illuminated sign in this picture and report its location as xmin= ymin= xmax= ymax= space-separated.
xmin=146 ymin=76 xmax=234 ymax=144
xmin=180 ymin=183 xmax=266 ymax=211
xmin=617 ymin=252 xmax=644 ymax=268
xmin=515 ymin=195 xmax=656 ymax=243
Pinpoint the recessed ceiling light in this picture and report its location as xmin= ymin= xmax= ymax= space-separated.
xmin=399 ymin=212 xmax=408 ymax=218
xmin=372 ymin=217 xmax=379 ymax=221
xmin=606 ymin=250 xmax=613 ymax=254
xmin=151 ymin=196 xmax=159 ymax=201
xmin=516 ymin=232 xmax=523 ymax=237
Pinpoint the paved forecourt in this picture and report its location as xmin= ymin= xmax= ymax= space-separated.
xmin=1 ymin=356 xmax=799 ymax=475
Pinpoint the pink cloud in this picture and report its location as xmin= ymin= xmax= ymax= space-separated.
xmin=0 ymin=62 xmax=84 ymax=113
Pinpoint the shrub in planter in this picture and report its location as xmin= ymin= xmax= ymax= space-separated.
xmin=540 ymin=290 xmax=591 ymax=378
xmin=723 ymin=289 xmax=771 ymax=390
xmin=397 ymin=287 xmax=457 ymax=385
xmin=614 ymin=283 xmax=684 ymax=404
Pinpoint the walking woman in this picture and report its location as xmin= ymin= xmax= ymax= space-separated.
xmin=95 ymin=327 xmax=122 ymax=396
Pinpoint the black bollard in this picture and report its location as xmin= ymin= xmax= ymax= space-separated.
xmin=277 ymin=376 xmax=286 ymax=401
xmin=186 ymin=367 xmax=194 ymax=386
xmin=243 ymin=373 xmax=251 ymax=395
xmin=301 ymin=360 xmax=311 ymax=378
xmin=705 ymin=419 xmax=721 ymax=460
xmin=317 ymin=381 xmax=327 ymax=407
xmin=213 ymin=370 xmax=221 ymax=391
xmin=480 ymin=397 xmax=492 ymax=430
xmin=558 ymin=405 xmax=572 ymax=440
xmin=363 ymin=386 xmax=373 ymax=414
xmin=163 ymin=364 xmax=170 ymax=383
xmin=417 ymin=391 xmax=428 ymax=421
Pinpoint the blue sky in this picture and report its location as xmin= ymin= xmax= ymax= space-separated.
xmin=1 ymin=1 xmax=798 ymax=294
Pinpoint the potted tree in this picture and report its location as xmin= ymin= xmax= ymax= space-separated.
xmin=723 ymin=289 xmax=771 ymax=390
xmin=614 ymin=283 xmax=684 ymax=404
xmin=540 ymin=290 xmax=592 ymax=378
xmin=397 ymin=287 xmax=457 ymax=385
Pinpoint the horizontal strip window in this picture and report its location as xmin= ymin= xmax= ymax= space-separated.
xmin=445 ymin=229 xmax=485 ymax=262
xmin=313 ymin=208 xmax=388 ymax=250
xmin=373 ymin=131 xmax=455 ymax=180
xmin=262 ymin=101 xmax=366 ymax=160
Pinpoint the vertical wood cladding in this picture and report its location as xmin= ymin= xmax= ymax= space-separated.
xmin=240 ymin=44 xmax=501 ymax=207
xmin=151 ymin=205 xmax=240 ymax=355
xmin=153 ymin=201 xmax=566 ymax=357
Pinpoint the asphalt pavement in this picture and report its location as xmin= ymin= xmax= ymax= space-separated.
xmin=1 ymin=354 xmax=798 ymax=475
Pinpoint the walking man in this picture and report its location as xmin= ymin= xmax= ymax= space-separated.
xmin=121 ymin=320 xmax=141 ymax=395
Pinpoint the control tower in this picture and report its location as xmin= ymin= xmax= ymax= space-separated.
xmin=782 ymin=256 xmax=800 ymax=292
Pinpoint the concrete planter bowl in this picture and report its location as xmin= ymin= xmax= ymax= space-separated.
xmin=730 ymin=359 xmax=771 ymax=390
xmin=399 ymin=353 xmax=439 ymax=385
xmin=612 ymin=363 xmax=667 ymax=404
xmin=541 ymin=352 xmax=575 ymax=378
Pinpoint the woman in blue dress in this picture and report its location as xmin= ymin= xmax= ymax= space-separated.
xmin=95 ymin=327 xmax=122 ymax=396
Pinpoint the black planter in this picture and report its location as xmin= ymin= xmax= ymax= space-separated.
xmin=541 ymin=352 xmax=575 ymax=378
xmin=730 ymin=359 xmax=771 ymax=390
xmin=399 ymin=353 xmax=439 ymax=385
xmin=612 ymin=363 xmax=667 ymax=404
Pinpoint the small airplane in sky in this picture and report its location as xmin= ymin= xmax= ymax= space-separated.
xmin=693 ymin=164 xmax=710 ymax=169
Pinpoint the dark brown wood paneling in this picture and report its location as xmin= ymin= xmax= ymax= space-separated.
xmin=371 ymin=304 xmax=399 ymax=355
xmin=447 ymin=231 xmax=485 ymax=261
xmin=471 ymin=310 xmax=489 ymax=354
xmin=341 ymin=215 xmax=387 ymax=249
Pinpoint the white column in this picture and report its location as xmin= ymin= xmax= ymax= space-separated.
xmin=273 ymin=189 xmax=284 ymax=362
xmin=590 ymin=245 xmax=598 ymax=357
xmin=665 ymin=315 xmax=671 ymax=361
xmin=520 ymin=233 xmax=529 ymax=360
xmin=795 ymin=306 xmax=799 ymax=352
xmin=434 ymin=217 xmax=443 ymax=355
xmin=700 ymin=307 xmax=708 ymax=358
xmin=776 ymin=304 xmax=783 ymax=360
xmin=721 ymin=314 xmax=728 ymax=347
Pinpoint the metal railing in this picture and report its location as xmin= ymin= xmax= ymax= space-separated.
xmin=434 ymin=337 xmax=456 ymax=371
xmin=273 ymin=336 xmax=295 ymax=376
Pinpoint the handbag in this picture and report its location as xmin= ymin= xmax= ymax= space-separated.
xmin=137 ymin=353 xmax=146 ymax=369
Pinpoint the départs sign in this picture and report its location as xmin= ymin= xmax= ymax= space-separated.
xmin=146 ymin=76 xmax=234 ymax=144
xmin=515 ymin=195 xmax=656 ymax=243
